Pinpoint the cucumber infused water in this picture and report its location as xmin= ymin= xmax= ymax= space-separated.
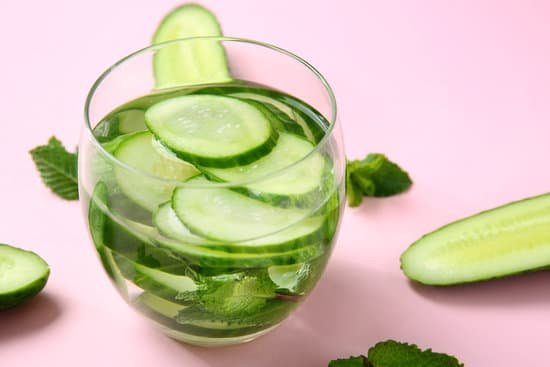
xmin=82 ymin=80 xmax=343 ymax=345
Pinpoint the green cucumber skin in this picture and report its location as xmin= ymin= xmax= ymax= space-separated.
xmin=150 ymin=123 xmax=279 ymax=169
xmin=0 ymin=275 xmax=49 ymax=310
xmin=401 ymin=192 xmax=550 ymax=286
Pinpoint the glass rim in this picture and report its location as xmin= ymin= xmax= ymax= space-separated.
xmin=84 ymin=36 xmax=338 ymax=188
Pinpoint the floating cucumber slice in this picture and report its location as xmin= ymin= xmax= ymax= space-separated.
xmin=111 ymin=252 xmax=196 ymax=304
xmin=113 ymin=131 xmax=199 ymax=211
xmin=152 ymin=4 xmax=231 ymax=88
xmin=145 ymin=95 xmax=278 ymax=168
xmin=117 ymin=109 xmax=146 ymax=133
xmin=88 ymin=183 xmax=188 ymax=274
xmin=0 ymin=244 xmax=50 ymax=309
xmin=153 ymin=202 xmax=206 ymax=244
xmin=230 ymin=92 xmax=314 ymax=141
xmin=172 ymin=177 xmax=313 ymax=242
xmin=155 ymin=236 xmax=325 ymax=269
xmin=401 ymin=193 xmax=550 ymax=285
xmin=134 ymin=292 xmax=280 ymax=338
xmin=202 ymin=133 xmax=326 ymax=204
xmin=154 ymin=202 xmax=325 ymax=253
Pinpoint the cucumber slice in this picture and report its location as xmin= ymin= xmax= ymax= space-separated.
xmin=117 ymin=109 xmax=146 ymax=133
xmin=134 ymin=292 xmax=282 ymax=338
xmin=111 ymin=252 xmax=197 ymax=304
xmin=156 ymin=237 xmax=325 ymax=268
xmin=230 ymin=92 xmax=314 ymax=141
xmin=152 ymin=4 xmax=231 ymax=88
xmin=401 ymin=193 xmax=550 ymax=285
xmin=113 ymin=131 xmax=200 ymax=211
xmin=172 ymin=177 xmax=313 ymax=242
xmin=202 ymin=133 xmax=326 ymax=205
xmin=145 ymin=95 xmax=278 ymax=168
xmin=0 ymin=244 xmax=49 ymax=309
xmin=155 ymin=202 xmax=325 ymax=253
xmin=154 ymin=202 xmax=206 ymax=244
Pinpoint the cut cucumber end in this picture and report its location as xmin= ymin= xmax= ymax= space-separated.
xmin=152 ymin=4 xmax=231 ymax=88
xmin=401 ymin=193 xmax=550 ymax=285
xmin=0 ymin=244 xmax=50 ymax=309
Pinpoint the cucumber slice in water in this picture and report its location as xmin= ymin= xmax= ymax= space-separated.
xmin=154 ymin=202 xmax=206 ymax=244
xmin=172 ymin=177 xmax=312 ymax=242
xmin=156 ymin=236 xmax=324 ymax=268
xmin=145 ymin=95 xmax=277 ymax=168
xmin=401 ymin=193 xmax=550 ymax=285
xmin=230 ymin=92 xmax=315 ymax=142
xmin=113 ymin=131 xmax=199 ymax=211
xmin=202 ymin=133 xmax=326 ymax=204
xmin=0 ymin=244 xmax=50 ymax=309
xmin=152 ymin=4 xmax=231 ymax=88
xmin=154 ymin=202 xmax=325 ymax=253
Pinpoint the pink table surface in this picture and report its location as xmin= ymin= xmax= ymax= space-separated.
xmin=1 ymin=0 xmax=549 ymax=365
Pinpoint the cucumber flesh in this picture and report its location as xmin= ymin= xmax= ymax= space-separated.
xmin=0 ymin=244 xmax=50 ymax=309
xmin=113 ymin=131 xmax=199 ymax=211
xmin=172 ymin=177 xmax=310 ymax=242
xmin=202 ymin=133 xmax=325 ymax=201
xmin=401 ymin=193 xmax=550 ymax=285
xmin=145 ymin=95 xmax=277 ymax=168
xmin=152 ymin=4 xmax=231 ymax=88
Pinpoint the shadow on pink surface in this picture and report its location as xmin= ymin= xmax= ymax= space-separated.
xmin=0 ymin=293 xmax=62 ymax=343
xmin=152 ymin=259 xmax=550 ymax=366
xmin=409 ymin=270 xmax=550 ymax=308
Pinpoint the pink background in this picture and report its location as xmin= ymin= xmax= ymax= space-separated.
xmin=1 ymin=0 xmax=550 ymax=365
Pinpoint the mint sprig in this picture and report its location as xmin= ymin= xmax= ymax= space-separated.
xmin=30 ymin=137 xmax=78 ymax=200
xmin=346 ymin=154 xmax=412 ymax=207
xmin=329 ymin=340 xmax=464 ymax=367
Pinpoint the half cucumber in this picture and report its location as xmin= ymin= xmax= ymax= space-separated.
xmin=145 ymin=95 xmax=278 ymax=168
xmin=152 ymin=4 xmax=231 ymax=88
xmin=0 ymin=244 xmax=50 ymax=309
xmin=113 ymin=131 xmax=199 ymax=211
xmin=401 ymin=193 xmax=550 ymax=285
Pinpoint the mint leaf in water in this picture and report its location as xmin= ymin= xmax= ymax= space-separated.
xmin=329 ymin=340 xmax=464 ymax=367
xmin=346 ymin=154 xmax=412 ymax=207
xmin=30 ymin=137 xmax=78 ymax=200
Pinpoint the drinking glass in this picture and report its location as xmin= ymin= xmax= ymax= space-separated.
xmin=80 ymin=37 xmax=345 ymax=347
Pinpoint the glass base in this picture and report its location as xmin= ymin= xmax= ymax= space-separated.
xmin=154 ymin=322 xmax=282 ymax=347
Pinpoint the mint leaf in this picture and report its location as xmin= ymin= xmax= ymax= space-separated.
xmin=329 ymin=355 xmax=371 ymax=367
xmin=329 ymin=340 xmax=463 ymax=367
xmin=368 ymin=340 xmax=464 ymax=367
xmin=346 ymin=154 xmax=412 ymax=207
xmin=30 ymin=137 xmax=78 ymax=200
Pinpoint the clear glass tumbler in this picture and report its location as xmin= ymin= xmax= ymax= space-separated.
xmin=80 ymin=37 xmax=345 ymax=347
